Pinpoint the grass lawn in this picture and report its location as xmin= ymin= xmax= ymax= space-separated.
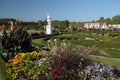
xmin=90 ymin=55 xmax=120 ymax=68
xmin=56 ymin=31 xmax=120 ymax=58
xmin=32 ymin=30 xmax=120 ymax=68
xmin=32 ymin=38 xmax=47 ymax=48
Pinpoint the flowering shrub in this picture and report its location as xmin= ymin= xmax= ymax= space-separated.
xmin=8 ymin=51 xmax=38 ymax=65
xmin=6 ymin=44 xmax=120 ymax=80
xmin=1 ymin=27 xmax=32 ymax=62
xmin=84 ymin=62 xmax=120 ymax=80
xmin=6 ymin=51 xmax=50 ymax=80
xmin=38 ymin=44 xmax=92 ymax=80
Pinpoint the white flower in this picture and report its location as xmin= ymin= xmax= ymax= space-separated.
xmin=54 ymin=39 xmax=57 ymax=42
xmin=47 ymin=40 xmax=50 ymax=43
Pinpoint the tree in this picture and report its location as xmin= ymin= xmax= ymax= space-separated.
xmin=60 ymin=20 xmax=69 ymax=28
xmin=111 ymin=15 xmax=120 ymax=24
xmin=38 ymin=20 xmax=43 ymax=27
xmin=43 ymin=20 xmax=47 ymax=26
xmin=52 ymin=20 xmax=69 ymax=28
xmin=52 ymin=20 xmax=60 ymax=27
xmin=69 ymin=22 xmax=84 ymax=29
xmin=98 ymin=16 xmax=105 ymax=23
xmin=105 ymin=18 xmax=111 ymax=24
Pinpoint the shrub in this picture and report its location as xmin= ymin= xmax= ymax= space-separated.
xmin=1 ymin=27 xmax=33 ymax=61
xmin=6 ymin=51 xmax=49 ymax=80
xmin=6 ymin=44 xmax=120 ymax=80
xmin=42 ymin=43 xmax=92 ymax=80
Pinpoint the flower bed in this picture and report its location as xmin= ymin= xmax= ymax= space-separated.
xmin=6 ymin=46 xmax=120 ymax=80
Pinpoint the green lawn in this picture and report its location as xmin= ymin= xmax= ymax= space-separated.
xmin=32 ymin=30 xmax=120 ymax=67
xmin=90 ymin=55 xmax=120 ymax=68
xmin=55 ymin=31 xmax=120 ymax=58
xmin=32 ymin=38 xmax=47 ymax=48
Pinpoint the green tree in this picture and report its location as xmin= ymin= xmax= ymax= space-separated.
xmin=105 ymin=18 xmax=111 ymax=24
xmin=60 ymin=20 xmax=69 ymax=28
xmin=52 ymin=20 xmax=69 ymax=28
xmin=38 ymin=20 xmax=43 ymax=27
xmin=52 ymin=20 xmax=60 ymax=27
xmin=111 ymin=15 xmax=120 ymax=24
xmin=98 ymin=16 xmax=105 ymax=23
xmin=43 ymin=20 xmax=47 ymax=26
xmin=69 ymin=22 xmax=84 ymax=29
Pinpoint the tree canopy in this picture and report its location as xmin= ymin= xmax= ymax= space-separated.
xmin=111 ymin=15 xmax=120 ymax=24
xmin=0 ymin=14 xmax=120 ymax=30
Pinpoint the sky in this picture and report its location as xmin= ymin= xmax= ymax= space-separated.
xmin=0 ymin=0 xmax=120 ymax=22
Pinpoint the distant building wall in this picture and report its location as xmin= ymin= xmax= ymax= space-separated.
xmin=84 ymin=22 xmax=108 ymax=29
xmin=84 ymin=23 xmax=101 ymax=29
xmin=108 ymin=24 xmax=120 ymax=29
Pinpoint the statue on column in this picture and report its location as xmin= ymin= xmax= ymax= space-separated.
xmin=46 ymin=14 xmax=52 ymax=34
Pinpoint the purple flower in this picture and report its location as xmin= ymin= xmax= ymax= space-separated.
xmin=118 ymin=78 xmax=120 ymax=80
xmin=86 ymin=65 xmax=92 ymax=71
xmin=108 ymin=66 xmax=114 ymax=71
xmin=95 ymin=63 xmax=101 ymax=69
xmin=102 ymin=66 xmax=108 ymax=74
xmin=94 ymin=76 xmax=102 ymax=80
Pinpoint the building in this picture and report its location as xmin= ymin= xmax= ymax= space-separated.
xmin=108 ymin=24 xmax=120 ymax=30
xmin=84 ymin=22 xmax=108 ymax=30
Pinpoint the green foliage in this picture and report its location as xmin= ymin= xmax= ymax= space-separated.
xmin=0 ymin=18 xmax=16 ymax=26
xmin=38 ymin=20 xmax=44 ymax=28
xmin=38 ymin=43 xmax=92 ymax=80
xmin=18 ymin=21 xmax=39 ymax=30
xmin=69 ymin=22 xmax=84 ymax=30
xmin=52 ymin=20 xmax=69 ymax=28
xmin=5 ymin=41 xmax=120 ymax=79
xmin=0 ymin=56 xmax=7 ymax=80
xmin=98 ymin=16 xmax=105 ymax=23
xmin=112 ymin=15 xmax=120 ymax=24
xmin=1 ymin=27 xmax=32 ymax=61
xmin=50 ymin=43 xmax=91 ymax=69
xmin=90 ymin=55 xmax=120 ymax=68
xmin=32 ymin=38 xmax=47 ymax=48
xmin=93 ymin=15 xmax=120 ymax=24
xmin=6 ymin=51 xmax=50 ymax=80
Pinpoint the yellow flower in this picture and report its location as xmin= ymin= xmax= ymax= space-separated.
xmin=18 ymin=53 xmax=25 ymax=58
xmin=12 ymin=59 xmax=19 ymax=65
xmin=23 ymin=60 xmax=29 ymax=63
xmin=30 ymin=51 xmax=39 ymax=56
xmin=8 ymin=51 xmax=39 ymax=65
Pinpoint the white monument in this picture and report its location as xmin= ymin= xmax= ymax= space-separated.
xmin=46 ymin=14 xmax=52 ymax=34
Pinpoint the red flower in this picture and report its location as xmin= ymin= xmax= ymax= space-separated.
xmin=52 ymin=69 xmax=57 ymax=76
xmin=0 ymin=25 xmax=6 ymax=30
xmin=79 ymin=69 xmax=84 ymax=75
xmin=8 ymin=20 xmax=13 ymax=24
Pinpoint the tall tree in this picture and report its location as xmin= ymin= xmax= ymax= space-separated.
xmin=52 ymin=20 xmax=69 ymax=28
xmin=38 ymin=20 xmax=43 ymax=27
xmin=111 ymin=15 xmax=120 ymax=24
xmin=98 ymin=16 xmax=105 ymax=23
xmin=105 ymin=18 xmax=111 ymax=24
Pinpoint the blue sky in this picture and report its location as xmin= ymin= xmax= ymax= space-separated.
xmin=0 ymin=0 xmax=120 ymax=22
